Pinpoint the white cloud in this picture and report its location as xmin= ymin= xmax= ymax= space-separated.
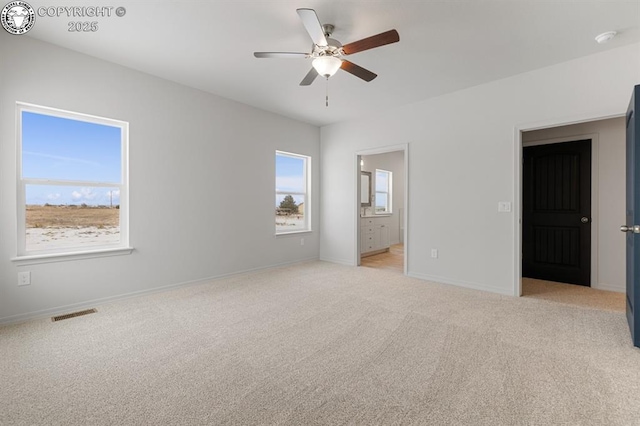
xmin=71 ymin=187 xmax=98 ymax=202
xmin=47 ymin=193 xmax=61 ymax=200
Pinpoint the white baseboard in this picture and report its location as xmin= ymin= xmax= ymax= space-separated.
xmin=593 ymin=283 xmax=625 ymax=293
xmin=319 ymin=256 xmax=355 ymax=267
xmin=407 ymin=271 xmax=514 ymax=296
xmin=0 ymin=256 xmax=319 ymax=326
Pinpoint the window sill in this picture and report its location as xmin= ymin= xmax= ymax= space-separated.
xmin=11 ymin=247 xmax=134 ymax=266
xmin=275 ymin=230 xmax=313 ymax=237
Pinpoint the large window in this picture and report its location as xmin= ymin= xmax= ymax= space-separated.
xmin=17 ymin=103 xmax=128 ymax=257
xmin=375 ymin=169 xmax=392 ymax=214
xmin=275 ymin=151 xmax=310 ymax=234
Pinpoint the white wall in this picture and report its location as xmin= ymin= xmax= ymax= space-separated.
xmin=0 ymin=33 xmax=320 ymax=323
xmin=522 ymin=118 xmax=626 ymax=292
xmin=361 ymin=151 xmax=405 ymax=245
xmin=320 ymin=43 xmax=640 ymax=295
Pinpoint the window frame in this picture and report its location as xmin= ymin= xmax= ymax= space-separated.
xmin=375 ymin=168 xmax=392 ymax=214
xmin=275 ymin=150 xmax=311 ymax=235
xmin=14 ymin=102 xmax=130 ymax=261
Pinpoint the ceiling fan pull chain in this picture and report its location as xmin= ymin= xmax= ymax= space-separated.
xmin=325 ymin=76 xmax=329 ymax=107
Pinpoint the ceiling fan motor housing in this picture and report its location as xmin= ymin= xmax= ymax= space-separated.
xmin=313 ymin=37 xmax=343 ymax=58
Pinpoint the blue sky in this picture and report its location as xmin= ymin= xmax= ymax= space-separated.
xmin=275 ymin=153 xmax=305 ymax=207
xmin=22 ymin=111 xmax=122 ymax=205
xmin=275 ymin=154 xmax=304 ymax=192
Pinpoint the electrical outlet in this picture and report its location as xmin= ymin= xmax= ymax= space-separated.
xmin=431 ymin=249 xmax=438 ymax=259
xmin=498 ymin=201 xmax=512 ymax=213
xmin=18 ymin=271 xmax=31 ymax=286
xmin=300 ymin=237 xmax=304 ymax=246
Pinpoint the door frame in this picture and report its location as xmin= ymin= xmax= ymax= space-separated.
xmin=522 ymin=134 xmax=599 ymax=288
xmin=355 ymin=143 xmax=409 ymax=275
xmin=513 ymin=112 xmax=624 ymax=297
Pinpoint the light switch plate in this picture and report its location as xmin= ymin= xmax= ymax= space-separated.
xmin=498 ymin=202 xmax=512 ymax=213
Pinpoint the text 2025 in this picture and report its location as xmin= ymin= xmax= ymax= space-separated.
xmin=68 ymin=21 xmax=98 ymax=32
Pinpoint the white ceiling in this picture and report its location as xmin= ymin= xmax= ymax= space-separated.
xmin=25 ymin=0 xmax=640 ymax=126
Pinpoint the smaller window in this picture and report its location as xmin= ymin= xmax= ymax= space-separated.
xmin=275 ymin=151 xmax=311 ymax=234
xmin=375 ymin=169 xmax=392 ymax=214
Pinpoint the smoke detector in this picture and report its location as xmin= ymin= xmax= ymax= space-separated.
xmin=595 ymin=31 xmax=617 ymax=44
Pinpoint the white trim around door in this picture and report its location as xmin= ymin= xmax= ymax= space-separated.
xmin=513 ymin=112 xmax=624 ymax=297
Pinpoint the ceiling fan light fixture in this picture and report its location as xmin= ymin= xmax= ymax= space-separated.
xmin=312 ymin=56 xmax=342 ymax=77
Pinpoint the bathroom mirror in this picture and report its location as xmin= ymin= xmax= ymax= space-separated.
xmin=361 ymin=171 xmax=372 ymax=207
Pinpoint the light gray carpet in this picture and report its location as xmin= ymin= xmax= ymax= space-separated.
xmin=1 ymin=261 xmax=640 ymax=425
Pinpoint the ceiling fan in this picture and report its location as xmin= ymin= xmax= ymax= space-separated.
xmin=254 ymin=8 xmax=400 ymax=86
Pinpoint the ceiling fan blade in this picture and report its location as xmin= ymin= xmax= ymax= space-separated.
xmin=342 ymin=29 xmax=400 ymax=55
xmin=296 ymin=8 xmax=328 ymax=46
xmin=300 ymin=68 xmax=319 ymax=86
xmin=254 ymin=52 xmax=309 ymax=59
xmin=340 ymin=60 xmax=377 ymax=82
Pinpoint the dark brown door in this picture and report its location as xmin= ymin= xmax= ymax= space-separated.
xmin=523 ymin=140 xmax=591 ymax=286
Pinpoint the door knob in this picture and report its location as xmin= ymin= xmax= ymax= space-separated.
xmin=581 ymin=217 xmax=589 ymax=223
xmin=620 ymin=225 xmax=640 ymax=233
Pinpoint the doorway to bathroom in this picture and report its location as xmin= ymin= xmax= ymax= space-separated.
xmin=356 ymin=145 xmax=408 ymax=274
